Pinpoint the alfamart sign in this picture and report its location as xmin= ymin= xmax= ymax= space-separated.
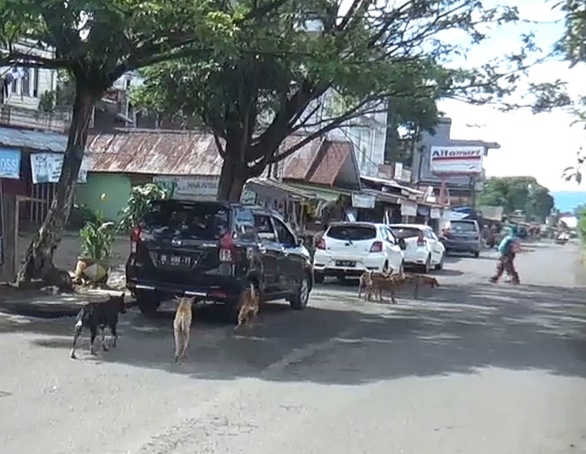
xmin=429 ymin=146 xmax=484 ymax=175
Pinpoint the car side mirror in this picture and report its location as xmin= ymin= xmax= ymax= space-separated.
xmin=398 ymin=238 xmax=407 ymax=250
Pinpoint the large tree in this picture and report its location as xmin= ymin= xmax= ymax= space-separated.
xmin=0 ymin=0 xmax=260 ymax=286
xmin=133 ymin=0 xmax=525 ymax=202
xmin=478 ymin=176 xmax=555 ymax=221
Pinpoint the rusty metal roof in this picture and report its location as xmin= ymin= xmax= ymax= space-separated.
xmin=86 ymin=129 xmax=223 ymax=175
xmin=0 ymin=126 xmax=68 ymax=152
xmin=307 ymin=140 xmax=352 ymax=186
xmin=280 ymin=135 xmax=323 ymax=180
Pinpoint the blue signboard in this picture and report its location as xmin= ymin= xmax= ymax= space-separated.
xmin=0 ymin=148 xmax=22 ymax=179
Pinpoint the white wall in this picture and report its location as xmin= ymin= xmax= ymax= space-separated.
xmin=1 ymin=42 xmax=57 ymax=110
xmin=299 ymin=89 xmax=387 ymax=177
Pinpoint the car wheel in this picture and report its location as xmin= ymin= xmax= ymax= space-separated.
xmin=289 ymin=274 xmax=311 ymax=310
xmin=434 ymin=253 xmax=444 ymax=270
xmin=473 ymin=251 xmax=480 ymax=258
xmin=136 ymin=291 xmax=160 ymax=315
xmin=314 ymin=272 xmax=324 ymax=284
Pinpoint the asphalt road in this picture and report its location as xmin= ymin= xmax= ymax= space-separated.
xmin=1 ymin=241 xmax=586 ymax=454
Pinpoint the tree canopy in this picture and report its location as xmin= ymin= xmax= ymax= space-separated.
xmin=478 ymin=177 xmax=555 ymax=221
xmin=0 ymin=0 xmax=242 ymax=284
xmin=133 ymin=0 xmax=525 ymax=200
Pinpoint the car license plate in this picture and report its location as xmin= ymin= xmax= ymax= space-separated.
xmin=335 ymin=260 xmax=356 ymax=267
xmin=159 ymin=254 xmax=191 ymax=266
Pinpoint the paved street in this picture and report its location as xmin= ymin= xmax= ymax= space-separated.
xmin=1 ymin=241 xmax=586 ymax=454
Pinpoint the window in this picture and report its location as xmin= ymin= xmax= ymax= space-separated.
xmin=21 ymin=69 xmax=30 ymax=96
xmin=234 ymin=208 xmax=256 ymax=241
xmin=327 ymin=224 xmax=376 ymax=241
xmin=32 ymin=68 xmax=39 ymax=97
xmin=390 ymin=227 xmax=421 ymax=239
xmin=385 ymin=227 xmax=397 ymax=244
xmin=142 ymin=201 xmax=231 ymax=241
xmin=273 ymin=218 xmax=296 ymax=247
xmin=254 ymin=214 xmax=276 ymax=242
xmin=449 ymin=221 xmax=478 ymax=233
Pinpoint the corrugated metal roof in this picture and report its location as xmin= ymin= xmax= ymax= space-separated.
xmin=246 ymin=177 xmax=317 ymax=200
xmin=280 ymin=135 xmax=323 ymax=180
xmin=85 ymin=129 xmax=223 ymax=175
xmin=308 ymin=141 xmax=352 ymax=186
xmin=0 ymin=126 xmax=68 ymax=152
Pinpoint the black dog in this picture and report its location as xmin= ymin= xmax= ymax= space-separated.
xmin=70 ymin=293 xmax=126 ymax=359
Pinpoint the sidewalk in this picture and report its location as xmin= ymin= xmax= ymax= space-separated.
xmin=0 ymin=286 xmax=131 ymax=318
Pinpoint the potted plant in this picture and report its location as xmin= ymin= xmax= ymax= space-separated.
xmin=74 ymin=210 xmax=116 ymax=285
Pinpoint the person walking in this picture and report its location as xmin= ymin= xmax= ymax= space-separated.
xmin=490 ymin=225 xmax=520 ymax=284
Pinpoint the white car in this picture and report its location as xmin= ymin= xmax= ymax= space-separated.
xmin=388 ymin=224 xmax=445 ymax=273
xmin=313 ymin=222 xmax=406 ymax=283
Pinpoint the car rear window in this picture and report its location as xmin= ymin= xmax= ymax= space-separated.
xmin=450 ymin=221 xmax=478 ymax=232
xmin=327 ymin=225 xmax=377 ymax=241
xmin=142 ymin=201 xmax=231 ymax=240
xmin=390 ymin=227 xmax=422 ymax=239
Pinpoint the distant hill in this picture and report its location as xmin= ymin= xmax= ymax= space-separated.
xmin=551 ymin=191 xmax=586 ymax=212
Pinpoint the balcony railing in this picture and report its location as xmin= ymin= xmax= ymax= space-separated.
xmin=0 ymin=104 xmax=71 ymax=133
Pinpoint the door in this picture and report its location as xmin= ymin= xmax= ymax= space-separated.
xmin=137 ymin=200 xmax=231 ymax=285
xmin=425 ymin=228 xmax=442 ymax=264
xmin=272 ymin=216 xmax=304 ymax=293
xmin=384 ymin=227 xmax=404 ymax=271
xmin=253 ymin=213 xmax=282 ymax=294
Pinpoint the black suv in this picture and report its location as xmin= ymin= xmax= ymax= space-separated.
xmin=125 ymin=200 xmax=314 ymax=319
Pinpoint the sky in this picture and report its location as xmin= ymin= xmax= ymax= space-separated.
xmin=433 ymin=0 xmax=586 ymax=192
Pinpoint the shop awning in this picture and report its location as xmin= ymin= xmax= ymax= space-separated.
xmin=246 ymin=178 xmax=317 ymax=201
xmin=284 ymin=182 xmax=353 ymax=202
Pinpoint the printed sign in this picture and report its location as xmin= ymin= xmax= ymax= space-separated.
xmin=400 ymin=200 xmax=417 ymax=217
xmin=430 ymin=146 xmax=484 ymax=175
xmin=351 ymin=193 xmax=376 ymax=209
xmin=154 ymin=175 xmax=256 ymax=202
xmin=0 ymin=148 xmax=21 ymax=180
xmin=30 ymin=153 xmax=88 ymax=184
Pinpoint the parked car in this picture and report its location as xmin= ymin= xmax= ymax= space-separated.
xmin=440 ymin=219 xmax=482 ymax=257
xmin=125 ymin=200 xmax=314 ymax=320
xmin=388 ymin=224 xmax=446 ymax=273
xmin=313 ymin=222 xmax=406 ymax=283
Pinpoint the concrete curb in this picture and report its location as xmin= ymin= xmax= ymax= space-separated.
xmin=0 ymin=288 xmax=134 ymax=319
xmin=0 ymin=301 xmax=83 ymax=318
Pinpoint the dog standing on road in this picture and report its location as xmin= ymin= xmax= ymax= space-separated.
xmin=173 ymin=296 xmax=194 ymax=363
xmin=70 ymin=293 xmax=126 ymax=359
xmin=235 ymin=283 xmax=260 ymax=331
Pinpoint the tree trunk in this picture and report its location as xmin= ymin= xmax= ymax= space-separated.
xmin=217 ymin=159 xmax=250 ymax=202
xmin=15 ymin=82 xmax=97 ymax=287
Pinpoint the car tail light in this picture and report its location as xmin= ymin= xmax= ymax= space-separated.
xmin=219 ymin=234 xmax=235 ymax=262
xmin=370 ymin=241 xmax=383 ymax=253
xmin=130 ymin=226 xmax=141 ymax=253
xmin=417 ymin=232 xmax=426 ymax=246
xmin=316 ymin=238 xmax=326 ymax=250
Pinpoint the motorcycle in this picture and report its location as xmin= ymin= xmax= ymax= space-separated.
xmin=555 ymin=232 xmax=570 ymax=245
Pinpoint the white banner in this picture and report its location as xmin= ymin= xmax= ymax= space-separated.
xmin=430 ymin=207 xmax=441 ymax=219
xmin=30 ymin=153 xmax=88 ymax=184
xmin=351 ymin=193 xmax=376 ymax=209
xmin=430 ymin=146 xmax=484 ymax=175
xmin=400 ymin=200 xmax=417 ymax=217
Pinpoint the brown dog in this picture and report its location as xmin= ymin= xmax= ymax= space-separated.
xmin=235 ymin=283 xmax=260 ymax=331
xmin=359 ymin=270 xmax=394 ymax=300
xmin=173 ymin=296 xmax=194 ymax=363
xmin=404 ymin=274 xmax=440 ymax=299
